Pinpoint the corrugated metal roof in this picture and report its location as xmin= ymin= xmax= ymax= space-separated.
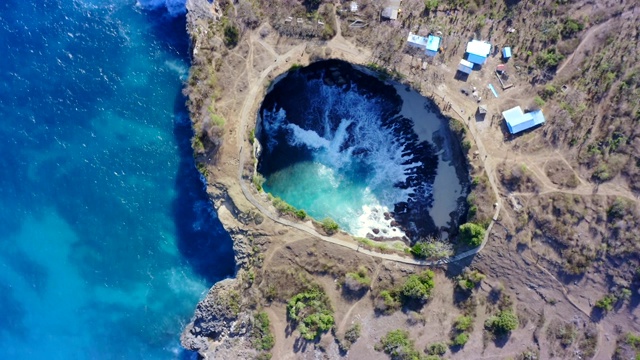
xmin=467 ymin=53 xmax=486 ymax=65
xmin=426 ymin=35 xmax=440 ymax=52
xmin=458 ymin=59 xmax=473 ymax=74
xmin=407 ymin=33 xmax=429 ymax=48
xmin=466 ymin=40 xmax=491 ymax=55
xmin=503 ymin=106 xmax=546 ymax=134
xmin=502 ymin=47 xmax=512 ymax=58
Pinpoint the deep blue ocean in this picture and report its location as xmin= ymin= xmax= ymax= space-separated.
xmin=0 ymin=0 xmax=235 ymax=358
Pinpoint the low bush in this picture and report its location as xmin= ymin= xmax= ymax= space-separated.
xmin=451 ymin=333 xmax=469 ymax=347
xmin=485 ymin=310 xmax=519 ymax=335
xmin=251 ymin=311 xmax=275 ymax=351
xmin=344 ymin=267 xmax=371 ymax=293
xmin=321 ymin=217 xmax=339 ymax=235
xmin=401 ymin=270 xmax=435 ymax=302
xmin=426 ymin=342 xmax=447 ymax=356
xmin=375 ymin=329 xmax=422 ymax=360
xmin=287 ymin=286 xmax=334 ymax=340
xmin=454 ymin=316 xmax=473 ymax=332
xmin=594 ymin=294 xmax=617 ymax=312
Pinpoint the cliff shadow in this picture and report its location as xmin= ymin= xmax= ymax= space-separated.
xmin=171 ymin=91 xmax=235 ymax=285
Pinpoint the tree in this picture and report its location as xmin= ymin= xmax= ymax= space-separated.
xmin=459 ymin=223 xmax=485 ymax=247
xmin=376 ymin=329 xmax=422 ymax=360
xmin=485 ymin=310 xmax=519 ymax=335
xmin=451 ymin=333 xmax=469 ymax=346
xmin=424 ymin=0 xmax=438 ymax=12
xmin=401 ymin=270 xmax=435 ymax=301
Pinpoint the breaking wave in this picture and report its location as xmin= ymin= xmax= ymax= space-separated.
xmin=258 ymin=64 xmax=438 ymax=239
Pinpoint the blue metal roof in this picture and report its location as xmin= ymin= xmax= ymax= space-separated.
xmin=467 ymin=53 xmax=486 ymax=65
xmin=502 ymin=47 xmax=512 ymax=58
xmin=503 ymin=107 xmax=546 ymax=134
xmin=426 ymin=35 xmax=440 ymax=52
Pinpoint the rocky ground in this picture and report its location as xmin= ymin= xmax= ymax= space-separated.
xmin=180 ymin=0 xmax=640 ymax=359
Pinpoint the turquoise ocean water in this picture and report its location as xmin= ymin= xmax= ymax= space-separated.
xmin=0 ymin=0 xmax=235 ymax=358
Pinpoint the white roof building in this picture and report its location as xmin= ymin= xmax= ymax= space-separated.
xmin=458 ymin=59 xmax=473 ymax=74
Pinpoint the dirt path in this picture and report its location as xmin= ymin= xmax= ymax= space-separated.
xmin=556 ymin=10 xmax=634 ymax=76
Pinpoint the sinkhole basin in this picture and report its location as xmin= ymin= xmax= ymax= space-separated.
xmin=255 ymin=60 xmax=469 ymax=241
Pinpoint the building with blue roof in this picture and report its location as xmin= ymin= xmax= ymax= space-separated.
xmin=465 ymin=40 xmax=492 ymax=65
xmin=425 ymin=35 xmax=440 ymax=57
xmin=502 ymin=106 xmax=546 ymax=134
xmin=502 ymin=47 xmax=512 ymax=60
xmin=407 ymin=33 xmax=441 ymax=57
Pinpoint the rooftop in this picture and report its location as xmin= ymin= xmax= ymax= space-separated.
xmin=502 ymin=106 xmax=546 ymax=134
xmin=426 ymin=35 xmax=440 ymax=52
xmin=407 ymin=33 xmax=429 ymax=48
xmin=458 ymin=59 xmax=474 ymax=74
xmin=466 ymin=40 xmax=491 ymax=64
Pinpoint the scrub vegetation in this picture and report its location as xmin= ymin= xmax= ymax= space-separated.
xmin=287 ymin=286 xmax=334 ymax=340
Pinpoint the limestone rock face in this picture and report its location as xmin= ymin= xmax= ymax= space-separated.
xmin=180 ymin=279 xmax=252 ymax=357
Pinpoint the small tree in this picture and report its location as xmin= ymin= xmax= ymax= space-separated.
xmin=485 ymin=310 xmax=519 ymax=335
xmin=459 ymin=223 xmax=485 ymax=247
xmin=401 ymin=270 xmax=435 ymax=302
xmin=451 ymin=333 xmax=469 ymax=346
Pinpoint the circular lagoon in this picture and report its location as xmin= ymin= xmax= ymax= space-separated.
xmin=256 ymin=60 xmax=468 ymax=241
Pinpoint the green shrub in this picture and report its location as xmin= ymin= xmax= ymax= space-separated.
xmin=534 ymin=96 xmax=546 ymax=108
xmin=249 ymin=129 xmax=256 ymax=144
xmin=295 ymin=209 xmax=307 ymax=220
xmin=252 ymin=311 xmax=275 ymax=351
xmin=196 ymin=161 xmax=208 ymax=177
xmin=223 ymin=24 xmax=239 ymax=48
xmin=454 ymin=316 xmax=473 ymax=332
xmin=426 ymin=342 xmax=447 ymax=355
xmin=451 ymin=333 xmax=469 ymax=346
xmin=287 ymin=287 xmax=334 ymax=340
xmin=536 ymin=48 xmax=564 ymax=70
xmin=345 ymin=267 xmax=371 ymax=287
xmin=459 ymin=223 xmax=486 ymax=247
xmin=594 ymin=294 xmax=616 ymax=312
xmin=253 ymin=173 xmax=266 ymax=191
xmin=485 ymin=310 xmax=519 ymax=335
xmin=321 ymin=217 xmax=339 ymax=235
xmin=561 ymin=18 xmax=584 ymax=38
xmin=401 ymin=270 xmax=435 ymax=302
xmin=424 ymin=0 xmax=439 ymax=12
xmin=375 ymin=329 xmax=422 ymax=360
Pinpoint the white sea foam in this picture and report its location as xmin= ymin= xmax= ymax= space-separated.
xmin=262 ymin=78 xmax=427 ymax=237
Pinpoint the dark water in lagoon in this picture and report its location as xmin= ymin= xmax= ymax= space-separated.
xmin=257 ymin=60 xmax=467 ymax=240
xmin=0 ymin=0 xmax=234 ymax=358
